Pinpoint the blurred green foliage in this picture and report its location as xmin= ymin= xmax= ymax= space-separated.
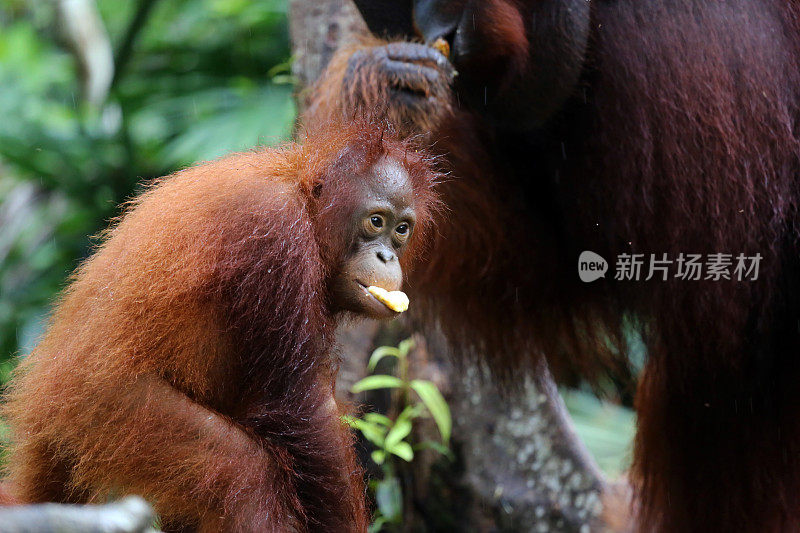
xmin=0 ymin=0 xmax=295 ymax=370
xmin=562 ymin=389 xmax=634 ymax=477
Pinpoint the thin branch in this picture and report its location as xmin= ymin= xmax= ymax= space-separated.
xmin=0 ymin=496 xmax=159 ymax=533
xmin=112 ymin=0 xmax=161 ymax=88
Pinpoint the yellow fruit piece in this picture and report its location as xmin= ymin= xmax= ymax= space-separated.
xmin=431 ymin=38 xmax=450 ymax=58
xmin=367 ymin=286 xmax=410 ymax=313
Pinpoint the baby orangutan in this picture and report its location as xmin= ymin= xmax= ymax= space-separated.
xmin=1 ymin=119 xmax=438 ymax=532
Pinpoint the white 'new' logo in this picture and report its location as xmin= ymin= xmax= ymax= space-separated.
xmin=578 ymin=251 xmax=608 ymax=282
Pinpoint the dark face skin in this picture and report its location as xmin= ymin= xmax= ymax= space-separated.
xmin=333 ymin=158 xmax=417 ymax=319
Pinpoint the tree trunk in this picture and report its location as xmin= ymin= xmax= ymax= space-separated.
xmin=288 ymin=1 xmax=632 ymax=531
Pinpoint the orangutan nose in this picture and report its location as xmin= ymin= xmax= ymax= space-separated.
xmin=377 ymin=249 xmax=395 ymax=263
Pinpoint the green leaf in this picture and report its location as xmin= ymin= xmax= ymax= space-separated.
xmin=375 ymin=477 xmax=402 ymax=521
xmin=388 ymin=441 xmax=414 ymax=462
xmin=397 ymin=337 xmax=415 ymax=358
xmin=367 ymin=346 xmax=401 ymax=371
xmin=561 ymin=388 xmax=635 ymax=477
xmin=351 ymin=375 xmax=404 ymax=393
xmin=384 ymin=418 xmax=413 ymax=450
xmin=349 ymin=419 xmax=387 ymax=447
xmin=414 ymin=440 xmax=455 ymax=461
xmin=371 ymin=450 xmax=386 ymax=465
xmin=364 ymin=413 xmax=393 ymax=427
xmin=368 ymin=516 xmax=388 ymax=533
xmin=410 ymin=379 xmax=452 ymax=444
xmin=397 ymin=403 xmax=425 ymax=420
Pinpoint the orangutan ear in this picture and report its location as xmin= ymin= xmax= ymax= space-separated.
xmin=352 ymin=0 xmax=415 ymax=38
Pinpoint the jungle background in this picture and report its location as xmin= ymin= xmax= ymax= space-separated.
xmin=0 ymin=0 xmax=634 ymax=530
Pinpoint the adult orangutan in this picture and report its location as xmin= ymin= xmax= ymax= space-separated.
xmin=305 ymin=1 xmax=800 ymax=531
xmin=1 ymin=119 xmax=438 ymax=532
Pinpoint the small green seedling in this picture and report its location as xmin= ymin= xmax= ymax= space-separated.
xmin=344 ymin=338 xmax=453 ymax=532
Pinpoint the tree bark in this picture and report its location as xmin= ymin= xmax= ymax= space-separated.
xmin=288 ymin=1 xmax=632 ymax=531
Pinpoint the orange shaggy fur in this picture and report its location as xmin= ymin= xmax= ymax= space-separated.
xmin=1 ymin=120 xmax=438 ymax=532
xmin=305 ymin=2 xmax=800 ymax=530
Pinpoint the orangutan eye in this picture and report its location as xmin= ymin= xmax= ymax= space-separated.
xmin=395 ymin=222 xmax=412 ymax=243
xmin=369 ymin=215 xmax=384 ymax=229
xmin=363 ymin=214 xmax=386 ymax=235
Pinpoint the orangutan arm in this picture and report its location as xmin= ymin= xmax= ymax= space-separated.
xmin=65 ymin=374 xmax=297 ymax=532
